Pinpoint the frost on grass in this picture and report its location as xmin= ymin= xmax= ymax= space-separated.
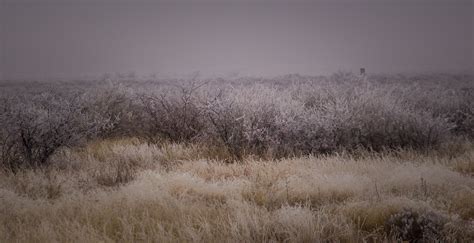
xmin=0 ymin=73 xmax=473 ymax=241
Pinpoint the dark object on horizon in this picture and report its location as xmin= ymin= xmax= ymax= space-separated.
xmin=360 ymin=68 xmax=366 ymax=76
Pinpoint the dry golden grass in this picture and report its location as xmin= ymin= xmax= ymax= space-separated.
xmin=0 ymin=139 xmax=473 ymax=242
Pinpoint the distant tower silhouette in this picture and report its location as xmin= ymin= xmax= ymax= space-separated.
xmin=359 ymin=67 xmax=369 ymax=85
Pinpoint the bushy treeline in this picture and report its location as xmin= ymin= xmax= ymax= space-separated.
xmin=1 ymin=73 xmax=473 ymax=170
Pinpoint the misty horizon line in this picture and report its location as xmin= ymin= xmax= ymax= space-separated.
xmin=1 ymin=70 xmax=473 ymax=82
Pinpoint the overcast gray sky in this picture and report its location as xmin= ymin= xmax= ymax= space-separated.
xmin=1 ymin=0 xmax=473 ymax=79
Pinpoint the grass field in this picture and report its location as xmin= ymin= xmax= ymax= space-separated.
xmin=1 ymin=137 xmax=473 ymax=242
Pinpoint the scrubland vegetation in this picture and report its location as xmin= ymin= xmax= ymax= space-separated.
xmin=0 ymin=72 xmax=473 ymax=242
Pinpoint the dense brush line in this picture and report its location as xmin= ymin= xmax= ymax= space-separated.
xmin=1 ymin=72 xmax=473 ymax=170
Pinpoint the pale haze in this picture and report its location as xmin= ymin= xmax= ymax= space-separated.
xmin=1 ymin=0 xmax=473 ymax=80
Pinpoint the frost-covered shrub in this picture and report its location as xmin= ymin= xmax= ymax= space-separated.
xmin=138 ymin=81 xmax=206 ymax=142
xmin=199 ymin=79 xmax=456 ymax=157
xmin=270 ymin=108 xmax=335 ymax=156
xmin=0 ymin=73 xmax=472 ymax=165
xmin=203 ymin=85 xmax=295 ymax=158
xmin=0 ymin=93 xmax=112 ymax=172
xmin=85 ymin=81 xmax=135 ymax=137
xmin=401 ymin=84 xmax=474 ymax=139
xmin=385 ymin=208 xmax=447 ymax=242
xmin=445 ymin=89 xmax=474 ymax=138
xmin=261 ymin=82 xmax=452 ymax=156
xmin=329 ymin=86 xmax=451 ymax=151
xmin=203 ymin=90 xmax=247 ymax=159
xmin=292 ymin=82 xmax=452 ymax=153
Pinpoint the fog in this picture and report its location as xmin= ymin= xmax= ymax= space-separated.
xmin=1 ymin=0 xmax=473 ymax=79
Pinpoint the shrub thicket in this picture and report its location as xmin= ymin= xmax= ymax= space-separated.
xmin=0 ymin=73 xmax=472 ymax=168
